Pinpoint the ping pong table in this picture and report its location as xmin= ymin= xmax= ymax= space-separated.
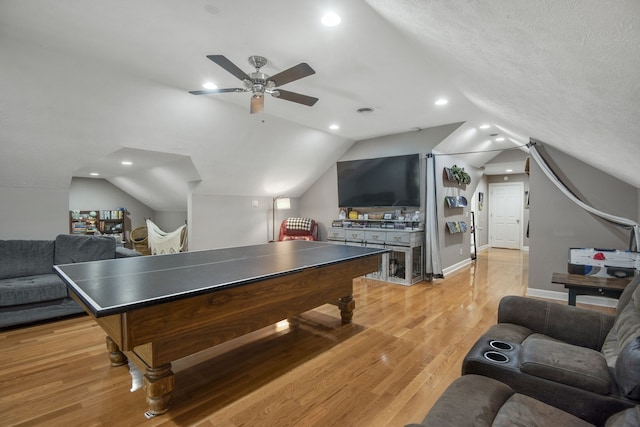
xmin=54 ymin=240 xmax=386 ymax=416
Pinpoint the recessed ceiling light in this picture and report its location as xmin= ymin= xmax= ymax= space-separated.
xmin=329 ymin=124 xmax=340 ymax=130
xmin=90 ymin=172 xmax=99 ymax=176
xmin=121 ymin=161 xmax=132 ymax=166
xmin=496 ymin=137 xmax=505 ymax=141
xmin=435 ymin=98 xmax=448 ymax=106
xmin=479 ymin=124 xmax=490 ymax=129
xmin=321 ymin=12 xmax=341 ymax=27
xmin=202 ymin=82 xmax=217 ymax=90
xmin=506 ymin=169 xmax=513 ymax=172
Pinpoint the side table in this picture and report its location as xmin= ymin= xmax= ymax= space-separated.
xmin=551 ymin=272 xmax=632 ymax=306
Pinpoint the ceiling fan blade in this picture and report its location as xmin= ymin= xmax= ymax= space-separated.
xmin=250 ymin=96 xmax=264 ymax=114
xmin=273 ymin=89 xmax=318 ymax=106
xmin=206 ymin=55 xmax=251 ymax=81
xmin=269 ymin=63 xmax=315 ymax=87
xmin=189 ymin=88 xmax=245 ymax=95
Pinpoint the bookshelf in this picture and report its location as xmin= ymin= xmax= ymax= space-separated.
xmin=69 ymin=209 xmax=127 ymax=244
xmin=69 ymin=210 xmax=99 ymax=235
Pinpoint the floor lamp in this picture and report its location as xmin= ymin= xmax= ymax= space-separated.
xmin=272 ymin=195 xmax=291 ymax=241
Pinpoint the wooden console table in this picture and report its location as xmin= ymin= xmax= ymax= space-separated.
xmin=551 ymin=272 xmax=632 ymax=306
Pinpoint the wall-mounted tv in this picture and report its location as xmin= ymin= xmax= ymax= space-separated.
xmin=337 ymin=154 xmax=420 ymax=208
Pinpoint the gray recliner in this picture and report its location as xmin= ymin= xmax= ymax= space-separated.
xmin=460 ymin=275 xmax=640 ymax=425
xmin=407 ymin=374 xmax=640 ymax=427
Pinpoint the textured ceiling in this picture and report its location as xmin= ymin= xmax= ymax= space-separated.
xmin=0 ymin=1 xmax=638 ymax=212
xmin=365 ymin=0 xmax=640 ymax=186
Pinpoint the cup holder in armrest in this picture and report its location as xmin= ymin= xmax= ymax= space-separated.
xmin=489 ymin=340 xmax=514 ymax=351
xmin=483 ymin=351 xmax=509 ymax=363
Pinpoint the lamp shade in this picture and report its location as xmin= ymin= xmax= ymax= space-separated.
xmin=276 ymin=197 xmax=291 ymax=210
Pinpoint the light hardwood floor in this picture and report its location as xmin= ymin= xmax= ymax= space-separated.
xmin=0 ymin=248 xmax=611 ymax=426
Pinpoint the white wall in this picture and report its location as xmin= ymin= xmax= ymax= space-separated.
xmin=188 ymin=194 xmax=300 ymax=251
xmin=0 ymin=187 xmax=69 ymax=239
xmin=154 ymin=211 xmax=188 ymax=233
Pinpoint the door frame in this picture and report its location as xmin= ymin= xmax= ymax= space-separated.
xmin=488 ymin=181 xmax=524 ymax=250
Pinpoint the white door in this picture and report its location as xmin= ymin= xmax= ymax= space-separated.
xmin=489 ymin=182 xmax=523 ymax=249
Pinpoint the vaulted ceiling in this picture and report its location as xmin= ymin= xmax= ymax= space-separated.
xmin=1 ymin=1 xmax=638 ymax=211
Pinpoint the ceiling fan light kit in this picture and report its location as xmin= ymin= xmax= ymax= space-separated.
xmin=190 ymin=55 xmax=318 ymax=114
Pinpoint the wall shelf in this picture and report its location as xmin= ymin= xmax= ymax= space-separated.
xmin=444 ymin=165 xmax=471 ymax=185
xmin=446 ymin=221 xmax=468 ymax=234
xmin=445 ymin=196 xmax=468 ymax=208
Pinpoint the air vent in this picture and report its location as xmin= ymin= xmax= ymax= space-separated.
xmin=357 ymin=107 xmax=374 ymax=114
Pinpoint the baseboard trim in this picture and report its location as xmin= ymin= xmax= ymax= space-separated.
xmin=526 ymin=288 xmax=618 ymax=308
xmin=443 ymin=258 xmax=473 ymax=276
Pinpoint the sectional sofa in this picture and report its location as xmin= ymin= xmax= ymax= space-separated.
xmin=408 ymin=274 xmax=640 ymax=426
xmin=0 ymin=234 xmax=140 ymax=328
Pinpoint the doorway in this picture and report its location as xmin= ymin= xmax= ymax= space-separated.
xmin=489 ymin=182 xmax=523 ymax=249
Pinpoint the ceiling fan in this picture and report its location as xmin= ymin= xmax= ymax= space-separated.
xmin=189 ymin=55 xmax=318 ymax=114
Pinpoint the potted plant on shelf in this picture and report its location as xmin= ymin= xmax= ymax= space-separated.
xmin=445 ymin=165 xmax=471 ymax=185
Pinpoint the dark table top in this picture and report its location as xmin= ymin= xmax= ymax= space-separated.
xmin=54 ymin=241 xmax=387 ymax=317
xmin=551 ymin=272 xmax=632 ymax=290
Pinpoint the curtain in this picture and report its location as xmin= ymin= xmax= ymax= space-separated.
xmin=527 ymin=140 xmax=640 ymax=250
xmin=424 ymin=153 xmax=444 ymax=279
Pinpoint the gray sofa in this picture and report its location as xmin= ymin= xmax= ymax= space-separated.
xmin=408 ymin=374 xmax=640 ymax=427
xmin=459 ymin=274 xmax=640 ymax=425
xmin=0 ymin=234 xmax=141 ymax=328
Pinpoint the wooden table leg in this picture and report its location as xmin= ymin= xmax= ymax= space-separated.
xmin=568 ymin=288 xmax=577 ymax=306
xmin=338 ymin=295 xmax=355 ymax=324
xmin=143 ymin=364 xmax=174 ymax=417
xmin=106 ymin=336 xmax=128 ymax=367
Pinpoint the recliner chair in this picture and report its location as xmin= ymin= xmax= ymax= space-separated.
xmin=459 ymin=275 xmax=640 ymax=425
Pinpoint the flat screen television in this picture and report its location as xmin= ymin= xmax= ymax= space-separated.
xmin=337 ymin=154 xmax=420 ymax=208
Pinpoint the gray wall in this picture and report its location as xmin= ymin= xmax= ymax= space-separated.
xmin=471 ymin=175 xmax=489 ymax=249
xmin=300 ymin=123 xmax=464 ymax=245
xmin=300 ymin=163 xmax=340 ymax=241
xmin=483 ymin=148 xmax=530 ymax=249
xmin=529 ymin=145 xmax=637 ymax=294
xmin=70 ymin=178 xmax=187 ymax=235
xmin=487 ymin=173 xmax=530 ymax=248
xmin=436 ymin=154 xmax=484 ymax=268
